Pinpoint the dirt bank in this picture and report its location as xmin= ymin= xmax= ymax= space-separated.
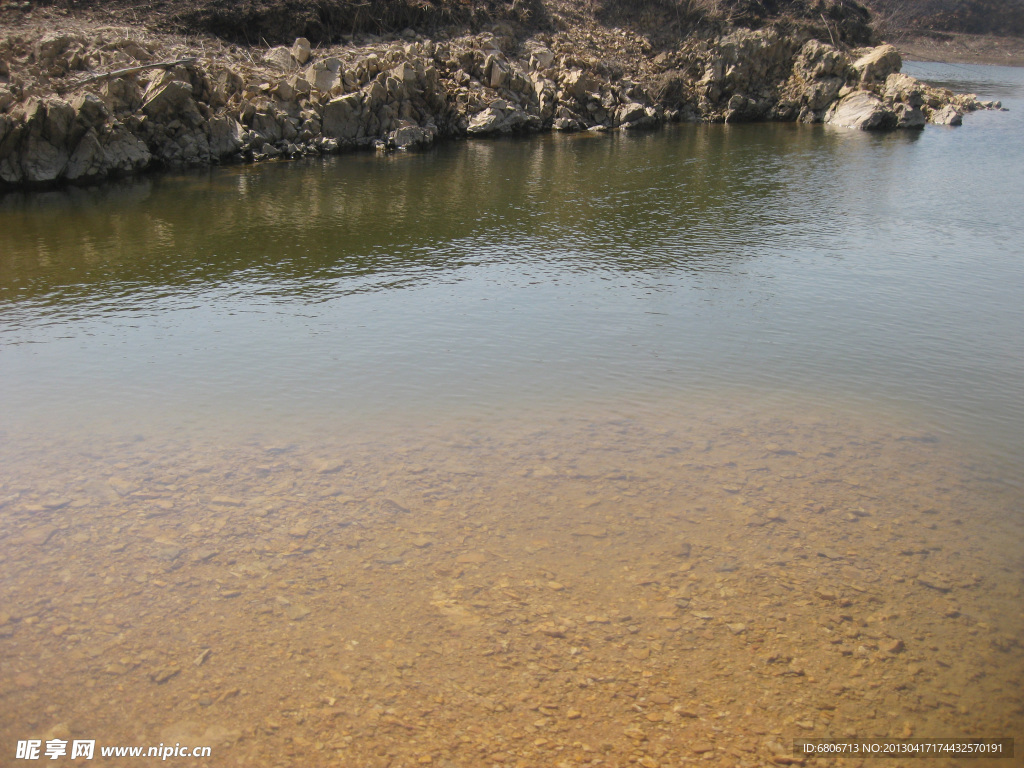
xmin=897 ymin=30 xmax=1024 ymax=66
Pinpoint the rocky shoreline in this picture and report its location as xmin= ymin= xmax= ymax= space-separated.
xmin=0 ymin=19 xmax=1006 ymax=190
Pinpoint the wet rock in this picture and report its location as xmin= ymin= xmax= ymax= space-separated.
xmin=389 ymin=123 xmax=435 ymax=150
xmin=192 ymin=548 xmax=219 ymax=563
xmin=15 ymin=672 xmax=38 ymax=688
xmin=313 ymin=459 xmax=345 ymax=474
xmin=23 ymin=525 xmax=58 ymax=546
xmin=624 ymin=726 xmax=647 ymax=741
xmin=155 ymin=544 xmax=182 ymax=561
xmin=881 ymin=638 xmax=905 ymax=654
xmin=917 ymin=573 xmax=953 ymax=592
xmin=377 ymin=498 xmax=411 ymax=514
xmin=150 ymin=666 xmax=181 ymax=684
xmin=894 ymin=104 xmax=926 ymax=129
xmin=467 ymin=106 xmax=511 ymax=135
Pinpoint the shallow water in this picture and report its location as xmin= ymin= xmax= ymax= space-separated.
xmin=1 ymin=63 xmax=1023 ymax=766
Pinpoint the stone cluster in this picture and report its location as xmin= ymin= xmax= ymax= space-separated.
xmin=0 ymin=26 xmax=1004 ymax=188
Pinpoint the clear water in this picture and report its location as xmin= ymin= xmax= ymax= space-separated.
xmin=1 ymin=64 xmax=1023 ymax=765
xmin=1 ymin=64 xmax=1023 ymax=472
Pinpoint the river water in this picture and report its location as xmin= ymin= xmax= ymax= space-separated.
xmin=1 ymin=63 xmax=1022 ymax=766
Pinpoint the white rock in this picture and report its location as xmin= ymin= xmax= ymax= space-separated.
xmin=529 ymin=48 xmax=555 ymax=71
xmin=560 ymin=69 xmax=594 ymax=100
xmin=825 ymin=91 xmax=896 ymax=130
xmin=21 ymin=134 xmax=68 ymax=182
xmin=895 ymin=104 xmax=926 ymax=129
xmin=101 ymin=123 xmax=151 ymax=173
xmin=72 ymin=92 xmax=108 ymax=128
xmin=208 ymin=115 xmax=244 ymax=157
xmin=42 ymin=98 xmax=75 ymax=146
xmin=321 ymin=93 xmax=362 ymax=140
xmin=64 ymin=128 xmax=104 ymax=181
xmin=616 ymin=102 xmax=647 ymax=125
xmin=486 ymin=56 xmax=507 ymax=89
xmin=264 ymin=46 xmax=295 ymax=72
xmin=930 ymin=104 xmax=963 ymax=126
xmin=391 ymin=62 xmax=417 ymax=84
xmin=307 ymin=64 xmax=340 ymax=94
xmin=273 ymin=79 xmax=295 ymax=102
xmin=251 ymin=110 xmax=283 ymax=142
xmin=390 ymin=123 xmax=435 ymax=150
xmin=884 ymin=73 xmax=925 ymax=107
xmin=467 ymin=107 xmax=504 ymax=134
xmin=142 ymin=80 xmax=198 ymax=119
xmin=853 ymin=45 xmax=902 ymax=85
xmin=291 ymin=37 xmax=312 ymax=66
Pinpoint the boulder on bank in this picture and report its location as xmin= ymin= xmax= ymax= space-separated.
xmin=825 ymin=91 xmax=898 ymax=130
xmin=388 ymin=122 xmax=436 ymax=150
xmin=930 ymin=104 xmax=964 ymax=126
xmin=853 ymin=44 xmax=902 ymax=85
xmin=322 ymin=93 xmax=362 ymax=141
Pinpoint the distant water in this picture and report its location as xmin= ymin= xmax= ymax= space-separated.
xmin=1 ymin=62 xmax=1022 ymax=477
